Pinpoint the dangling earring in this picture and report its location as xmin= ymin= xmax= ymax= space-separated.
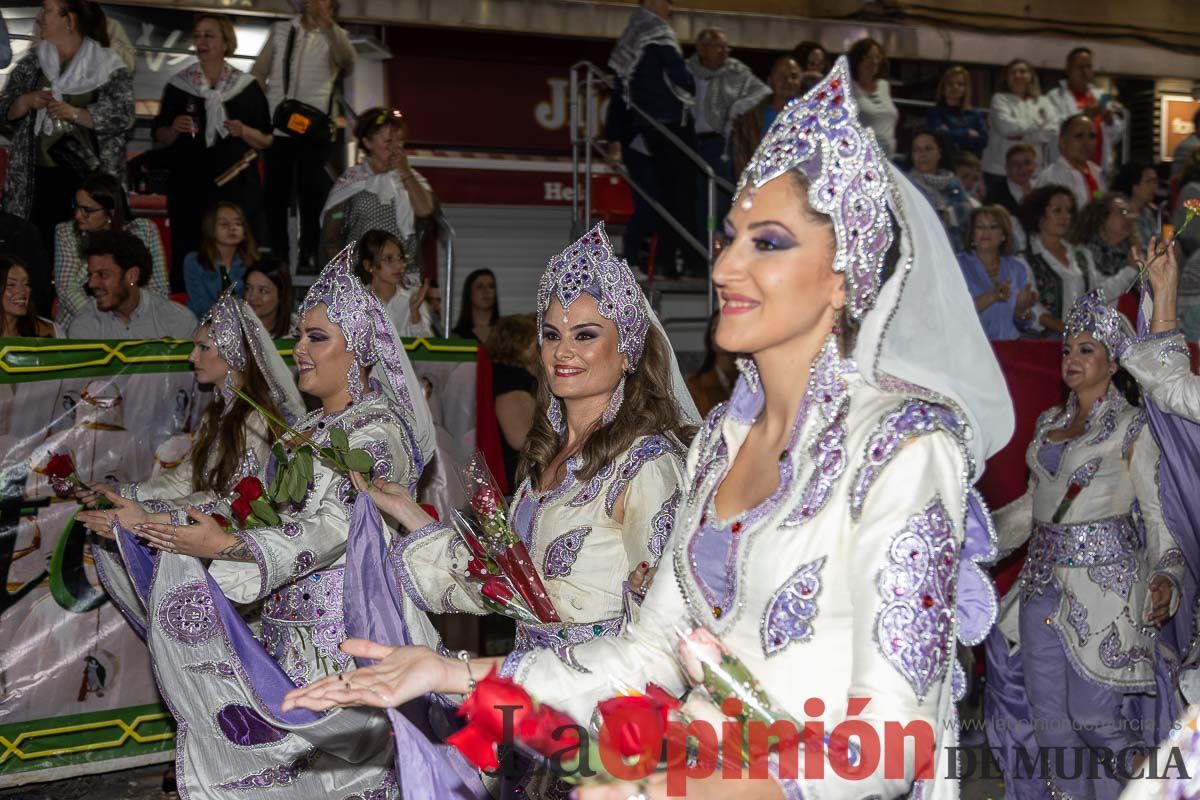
xmin=601 ymin=374 xmax=627 ymax=426
xmin=547 ymin=396 xmax=565 ymax=434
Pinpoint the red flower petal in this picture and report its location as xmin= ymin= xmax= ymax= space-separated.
xmin=234 ymin=476 xmax=264 ymax=502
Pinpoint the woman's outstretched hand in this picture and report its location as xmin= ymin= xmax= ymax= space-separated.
xmin=281 ymin=640 xmax=452 ymax=711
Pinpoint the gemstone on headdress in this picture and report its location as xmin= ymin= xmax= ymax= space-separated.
xmin=202 ymin=290 xmax=247 ymax=373
xmin=535 ymin=222 xmax=650 ymax=367
xmin=735 ymin=56 xmax=896 ymax=321
xmin=1064 ymin=290 xmax=1130 ymax=356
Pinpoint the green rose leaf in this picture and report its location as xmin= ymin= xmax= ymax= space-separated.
xmin=330 ymin=427 xmax=350 ymax=452
xmin=344 ymin=448 xmax=374 ymax=474
xmin=249 ymin=497 xmax=281 ymax=526
xmin=296 ymin=448 xmax=314 ymax=483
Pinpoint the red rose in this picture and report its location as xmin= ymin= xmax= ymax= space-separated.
xmin=45 ymin=453 xmax=76 ymax=481
xmin=234 ymin=476 xmax=264 ymax=502
xmin=481 ymin=577 xmax=513 ymax=605
xmin=418 ymin=502 xmax=441 ymax=522
xmin=231 ymin=496 xmax=253 ymax=527
xmin=465 ymin=557 xmax=490 ymax=581
xmin=598 ymin=684 xmax=680 ymax=759
xmin=446 ymin=668 xmax=534 ymax=770
xmin=515 ymin=704 xmax=581 ymax=761
xmin=212 ymin=514 xmax=231 ymax=530
xmin=1065 ymin=483 xmax=1084 ymax=500
xmin=471 ymin=486 xmax=501 ymax=518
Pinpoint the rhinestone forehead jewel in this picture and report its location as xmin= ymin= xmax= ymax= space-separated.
xmin=536 ymin=222 xmax=650 ymax=367
xmin=1064 ymin=290 xmax=1130 ymax=356
xmin=300 ymin=244 xmax=414 ymax=411
xmin=735 ymin=56 xmax=896 ymax=321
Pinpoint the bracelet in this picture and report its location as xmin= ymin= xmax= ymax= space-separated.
xmin=71 ymin=107 xmax=79 ymax=123
xmin=1152 ymin=318 xmax=1180 ymax=323
xmin=456 ymin=649 xmax=476 ymax=693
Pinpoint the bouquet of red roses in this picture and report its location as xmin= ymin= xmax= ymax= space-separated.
xmin=448 ymin=668 xmax=682 ymax=783
xmin=451 ymin=451 xmax=560 ymax=623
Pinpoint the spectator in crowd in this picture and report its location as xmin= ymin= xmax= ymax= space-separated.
xmin=1069 ymin=193 xmax=1137 ymax=280
xmin=0 ymin=256 xmax=59 ymax=337
xmin=986 ymin=143 xmax=1039 ymax=251
xmin=67 ymin=230 xmax=198 ymax=340
xmin=925 ymin=65 xmax=988 ymax=158
xmin=954 ymin=152 xmax=986 ymax=204
xmin=907 ymin=129 xmax=973 ymax=251
xmin=609 ymin=0 xmax=703 ymax=277
xmin=686 ymin=27 xmax=769 ymax=223
xmin=791 ymin=41 xmax=827 ymax=75
xmin=424 ymin=279 xmax=443 ymax=335
xmin=252 ymin=0 xmax=356 ymax=273
xmin=1170 ymin=107 xmax=1200 ymax=180
xmin=320 ymin=108 xmax=436 ymax=268
xmin=731 ymin=56 xmax=802 ymax=177
xmin=686 ymin=310 xmax=735 ymax=417
xmin=0 ymin=13 xmax=12 ymax=70
xmin=1045 ymin=47 xmax=1126 ymax=182
xmin=1035 ymin=114 xmax=1104 ymax=210
xmin=957 ymin=206 xmax=1037 ymax=340
xmin=602 ymin=77 xmax=658 ymax=273
xmin=1020 ymin=184 xmax=1134 ymax=333
xmin=451 ymin=269 xmax=498 ymax=342
xmin=243 ymin=256 xmax=296 ymax=338
xmin=486 ymin=313 xmax=538 ymax=491
xmin=183 ymin=201 xmax=259 ymax=319
xmin=1110 ymin=162 xmax=1160 ymax=247
xmin=981 ymin=59 xmax=1057 ymax=194
xmin=1172 ymin=152 xmax=1200 ymax=263
xmin=848 ymin=37 xmax=898 ymax=158
xmin=54 ymin=173 xmax=168 ymax=327
xmin=154 ymin=14 xmax=272 ymax=292
xmin=0 ymin=208 xmax=52 ymax=314
xmin=0 ymin=0 xmax=133 ymax=246
xmin=353 ymin=229 xmax=433 ymax=338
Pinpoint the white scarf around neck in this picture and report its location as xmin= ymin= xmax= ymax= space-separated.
xmin=167 ymin=61 xmax=256 ymax=147
xmin=35 ymin=38 xmax=124 ymax=136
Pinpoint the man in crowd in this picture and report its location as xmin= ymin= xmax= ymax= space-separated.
xmin=253 ymin=0 xmax=356 ymax=273
xmin=987 ymin=143 xmax=1039 ymax=250
xmin=67 ymin=231 xmax=197 ymax=339
xmin=686 ymin=27 xmax=768 ymax=224
xmin=1035 ymin=114 xmax=1104 ymax=210
xmin=1172 ymin=107 xmax=1200 ymax=180
xmin=1045 ymin=47 xmax=1125 ymax=182
xmin=609 ymin=0 xmax=704 ymax=277
xmin=732 ymin=56 xmax=803 ymax=177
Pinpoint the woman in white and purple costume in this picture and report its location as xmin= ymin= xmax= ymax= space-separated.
xmin=987 ymin=291 xmax=1183 ymax=800
xmin=284 ymin=58 xmax=1012 ymax=800
xmin=78 ymin=246 xmax=439 ymax=799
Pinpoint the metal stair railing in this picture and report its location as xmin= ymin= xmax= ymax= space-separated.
xmin=569 ymin=60 xmax=735 ymax=316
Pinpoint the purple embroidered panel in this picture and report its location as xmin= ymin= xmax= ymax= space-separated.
xmin=1098 ymin=623 xmax=1153 ymax=669
xmin=542 ymin=527 xmax=590 ymax=579
xmin=567 ymin=461 xmax=613 ymax=509
xmin=760 ymin=557 xmax=825 ymax=657
xmin=1087 ymin=557 xmax=1138 ymax=601
xmin=603 ymin=436 xmax=680 ymax=516
xmin=215 ymin=749 xmax=318 ymax=790
xmin=783 ymin=342 xmax=850 ymax=527
xmin=1064 ymin=589 xmax=1091 ymax=645
xmin=1085 ymin=403 xmax=1120 ymax=447
xmin=875 ymin=497 xmax=957 ymax=701
xmin=850 ymin=401 xmax=964 ymax=520
xmin=185 ymin=660 xmax=235 ymax=678
xmin=1066 ymin=457 xmax=1103 ymax=489
xmin=1021 ymin=516 xmax=1139 ymax=597
xmin=648 ymin=489 xmax=681 ymax=561
xmin=513 ymin=492 xmax=537 ymax=547
xmin=216 ymin=703 xmax=289 ymax=747
xmin=261 ymin=568 xmax=351 ymax=675
xmin=514 ymin=614 xmax=624 ymax=666
xmin=498 ymin=649 xmax=529 ymax=679
xmin=388 ymin=520 xmax=449 ymax=614
xmin=1037 ymin=440 xmax=1068 ymax=475
xmin=156 ymin=581 xmax=219 ymax=647
xmin=291 ymin=549 xmax=316 ymax=578
xmin=1122 ymin=412 xmax=1147 ymax=460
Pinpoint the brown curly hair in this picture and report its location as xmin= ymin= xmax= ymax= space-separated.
xmin=521 ymin=323 xmax=695 ymax=488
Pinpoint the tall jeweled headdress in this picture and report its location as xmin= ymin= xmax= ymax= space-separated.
xmin=736 ymin=56 xmax=896 ymax=321
xmin=535 ymin=222 xmax=654 ymax=429
xmin=202 ymin=290 xmax=305 ymax=423
xmin=300 ymin=245 xmax=436 ymax=467
xmin=1064 ymin=290 xmax=1132 ymax=357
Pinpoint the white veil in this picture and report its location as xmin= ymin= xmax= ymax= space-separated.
xmin=645 ymin=294 xmax=703 ymax=429
xmin=855 ymin=168 xmax=1014 ymax=476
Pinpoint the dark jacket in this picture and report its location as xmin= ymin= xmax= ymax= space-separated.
xmin=985 ymin=180 xmax=1023 ymax=221
xmin=925 ymin=105 xmax=989 ymax=157
xmin=630 ymin=43 xmax=694 ymax=128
